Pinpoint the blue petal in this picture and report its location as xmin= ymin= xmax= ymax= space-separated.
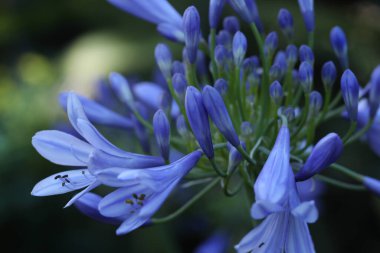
xmin=291 ymin=201 xmax=318 ymax=223
xmin=254 ymin=126 xmax=291 ymax=206
xmin=31 ymin=169 xmax=96 ymax=196
xmin=250 ymin=200 xmax=285 ymax=220
xmin=286 ymin=215 xmax=316 ymax=253
xmin=74 ymin=192 xmax=125 ymax=225
xmin=235 ymin=213 xmax=288 ymax=253
xmin=96 ymin=168 xmax=142 ymax=188
xmin=32 ymin=130 xmax=93 ymax=166
xmin=64 ymin=181 xmax=101 ymax=208
xmin=59 ymin=92 xmax=133 ymax=129
xmin=133 ymin=82 xmax=165 ymax=109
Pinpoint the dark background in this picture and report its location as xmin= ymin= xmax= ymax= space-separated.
xmin=1 ymin=0 xmax=380 ymax=252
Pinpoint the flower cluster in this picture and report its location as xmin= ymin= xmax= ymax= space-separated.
xmin=31 ymin=0 xmax=380 ymax=251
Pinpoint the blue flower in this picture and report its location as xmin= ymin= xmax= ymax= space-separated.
xmin=270 ymin=81 xmax=284 ymax=105
xmin=185 ymin=86 xmax=214 ymax=158
xmin=229 ymin=0 xmax=263 ymax=32
xmin=223 ymin=16 xmax=240 ymax=34
xmin=296 ymin=133 xmax=343 ymax=181
xmin=369 ymin=65 xmax=380 ymax=117
xmin=210 ymin=0 xmax=226 ymax=29
xmin=298 ymin=61 xmax=313 ymax=94
xmin=330 ymin=26 xmax=349 ymax=69
xmin=278 ymin=8 xmax=294 ymax=40
xmin=59 ymin=92 xmax=133 ymax=129
xmin=31 ymin=93 xmax=164 ymax=207
xmin=341 ymin=69 xmax=360 ymax=121
xmin=108 ymin=0 xmax=184 ymax=42
xmin=321 ymin=61 xmax=337 ymax=89
xmin=153 ymin=109 xmax=171 ymax=161
xmin=236 ymin=126 xmax=318 ymax=252
xmin=297 ymin=0 xmax=315 ymax=32
xmin=95 ymin=151 xmax=202 ymax=235
xmin=232 ymin=31 xmax=248 ymax=67
xmin=183 ymin=6 xmax=201 ymax=64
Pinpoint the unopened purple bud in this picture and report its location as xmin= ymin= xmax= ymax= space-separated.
xmin=223 ymin=16 xmax=240 ymax=34
xmin=185 ymin=86 xmax=214 ymax=158
xmin=264 ymin=32 xmax=279 ymax=57
xmin=241 ymin=121 xmax=254 ymax=136
xmin=176 ymin=115 xmax=188 ymax=137
xmin=299 ymin=45 xmax=314 ymax=66
xmin=172 ymin=61 xmax=185 ymax=75
xmin=273 ymin=51 xmax=287 ymax=76
xmin=202 ymin=85 xmax=240 ymax=147
xmin=363 ymin=176 xmax=380 ymax=197
xmin=278 ymin=8 xmax=294 ymax=40
xmin=210 ymin=0 xmax=226 ymax=28
xmin=229 ymin=0 xmax=263 ymax=32
xmin=183 ymin=6 xmax=201 ymax=64
xmin=270 ymin=81 xmax=283 ymax=105
xmin=282 ymin=106 xmax=296 ymax=121
xmin=153 ymin=109 xmax=170 ymax=161
xmin=155 ymin=43 xmax=172 ymax=79
xmin=309 ymin=90 xmax=323 ymax=115
xmin=172 ymin=73 xmax=187 ymax=97
xmin=270 ymin=64 xmax=282 ymax=82
xmin=369 ymin=65 xmax=380 ymax=117
xmin=109 ymin=72 xmax=134 ymax=109
xmin=299 ymin=61 xmax=313 ymax=93
xmin=232 ymin=31 xmax=247 ymax=66
xmin=296 ymin=133 xmax=343 ymax=181
xmin=330 ymin=26 xmax=349 ymax=69
xmin=214 ymin=78 xmax=228 ymax=96
xmin=298 ymin=0 xmax=315 ymax=32
xmin=286 ymin=44 xmax=298 ymax=67
xmin=227 ymin=142 xmax=245 ymax=172
xmin=321 ymin=61 xmax=337 ymax=89
xmin=243 ymin=56 xmax=260 ymax=75
xmin=216 ymin=30 xmax=232 ymax=47
xmin=215 ymin=45 xmax=229 ymax=67
xmin=341 ymin=69 xmax=359 ymax=121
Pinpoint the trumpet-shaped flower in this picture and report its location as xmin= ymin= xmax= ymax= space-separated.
xmin=31 ymin=93 xmax=164 ymax=207
xmin=95 ymin=151 xmax=202 ymax=235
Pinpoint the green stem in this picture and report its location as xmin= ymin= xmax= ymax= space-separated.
xmin=235 ymin=66 xmax=246 ymax=121
xmin=346 ymin=119 xmax=374 ymax=145
xmin=308 ymin=32 xmax=315 ymax=49
xmin=315 ymin=174 xmax=365 ymax=191
xmin=237 ymin=145 xmax=257 ymax=166
xmin=151 ymin=178 xmax=220 ymax=224
xmin=342 ymin=121 xmax=357 ymax=143
xmin=330 ymin=163 xmax=363 ymax=182
xmin=210 ymin=158 xmax=227 ymax=177
xmin=209 ymin=29 xmax=218 ymax=80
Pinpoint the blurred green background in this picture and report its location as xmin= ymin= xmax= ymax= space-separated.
xmin=1 ymin=0 xmax=380 ymax=252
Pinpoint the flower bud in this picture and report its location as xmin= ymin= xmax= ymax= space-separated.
xmin=264 ymin=32 xmax=279 ymax=57
xmin=214 ymin=78 xmax=228 ymax=96
xmin=299 ymin=45 xmax=314 ymax=66
xmin=277 ymin=8 xmax=294 ymax=40
xmin=172 ymin=61 xmax=185 ymax=75
xmin=176 ymin=115 xmax=188 ymax=137
xmin=321 ymin=61 xmax=337 ymax=89
xmin=273 ymin=51 xmax=287 ymax=77
xmin=229 ymin=0 xmax=263 ymax=32
xmin=243 ymin=56 xmax=260 ymax=75
xmin=223 ymin=16 xmax=240 ymax=35
xmin=202 ymin=85 xmax=240 ymax=147
xmin=153 ymin=109 xmax=170 ymax=161
xmin=109 ymin=72 xmax=134 ymax=109
xmin=330 ymin=26 xmax=348 ymax=69
xmin=296 ymin=133 xmax=343 ymax=181
xmin=363 ymin=176 xmax=380 ymax=197
xmin=232 ymin=31 xmax=247 ymax=66
xmin=241 ymin=121 xmax=254 ymax=136
xmin=172 ymin=73 xmax=187 ymax=98
xmin=270 ymin=64 xmax=282 ymax=82
xmin=227 ymin=142 xmax=245 ymax=172
xmin=309 ymin=90 xmax=323 ymax=116
xmin=209 ymin=0 xmax=226 ymax=28
xmin=185 ymin=86 xmax=214 ymax=158
xmin=369 ymin=65 xmax=380 ymax=117
xmin=299 ymin=61 xmax=313 ymax=93
xmin=215 ymin=45 xmax=229 ymax=67
xmin=281 ymin=106 xmax=296 ymax=121
xmin=183 ymin=6 xmax=201 ymax=64
xmin=216 ymin=30 xmax=232 ymax=47
xmin=298 ymin=0 xmax=315 ymax=32
xmin=286 ymin=44 xmax=298 ymax=67
xmin=341 ymin=69 xmax=359 ymax=121
xmin=269 ymin=81 xmax=283 ymax=105
xmin=155 ymin=43 xmax=172 ymax=79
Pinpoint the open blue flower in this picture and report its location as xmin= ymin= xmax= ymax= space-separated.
xmin=95 ymin=151 xmax=202 ymax=235
xmin=236 ymin=126 xmax=318 ymax=253
xmin=108 ymin=0 xmax=184 ymax=42
xmin=31 ymin=93 xmax=164 ymax=207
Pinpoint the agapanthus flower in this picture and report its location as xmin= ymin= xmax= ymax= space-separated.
xmin=31 ymin=93 xmax=164 ymax=207
xmin=108 ymin=0 xmax=184 ymax=42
